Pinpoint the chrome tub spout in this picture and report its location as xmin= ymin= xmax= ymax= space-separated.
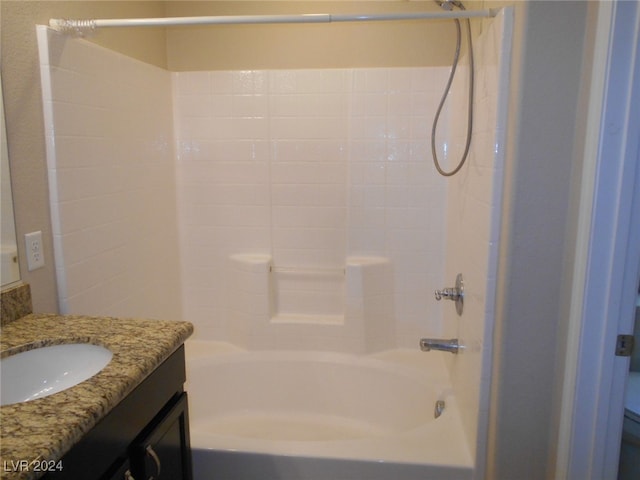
xmin=419 ymin=338 xmax=460 ymax=354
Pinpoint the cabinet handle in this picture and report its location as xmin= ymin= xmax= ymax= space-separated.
xmin=145 ymin=445 xmax=161 ymax=480
xmin=124 ymin=470 xmax=135 ymax=480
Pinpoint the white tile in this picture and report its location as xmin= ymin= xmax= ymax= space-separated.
xmin=231 ymin=117 xmax=269 ymax=140
xmin=362 ymin=162 xmax=386 ymax=185
xmin=210 ymin=94 xmax=233 ymax=117
xmin=362 ymin=185 xmax=385 ymax=208
xmin=184 ymin=71 xmax=211 ymax=95
xmin=351 ymin=93 xmax=387 ymax=116
xmin=353 ymin=69 xmax=388 ymax=93
xmin=233 ymin=94 xmax=268 ymax=118
xmin=349 ymin=116 xmax=386 ymax=140
xmin=387 ymin=92 xmax=413 ymax=115
xmin=269 ymin=70 xmax=297 ymax=94
xmin=177 ymin=94 xmax=212 ymax=117
xmin=230 ymin=70 xmax=258 ymax=94
xmin=209 ymin=71 xmax=234 ymax=93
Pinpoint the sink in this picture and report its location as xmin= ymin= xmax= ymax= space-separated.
xmin=0 ymin=343 xmax=112 ymax=406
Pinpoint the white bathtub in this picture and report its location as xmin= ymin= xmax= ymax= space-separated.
xmin=185 ymin=340 xmax=473 ymax=480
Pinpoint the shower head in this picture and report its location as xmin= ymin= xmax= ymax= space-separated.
xmin=434 ymin=0 xmax=466 ymax=11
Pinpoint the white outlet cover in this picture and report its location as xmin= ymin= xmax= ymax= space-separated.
xmin=25 ymin=231 xmax=45 ymax=271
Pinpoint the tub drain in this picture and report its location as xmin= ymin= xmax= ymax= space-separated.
xmin=434 ymin=400 xmax=445 ymax=419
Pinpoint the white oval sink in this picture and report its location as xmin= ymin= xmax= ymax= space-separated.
xmin=0 ymin=343 xmax=112 ymax=406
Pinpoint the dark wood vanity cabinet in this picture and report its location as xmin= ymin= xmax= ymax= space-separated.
xmin=127 ymin=392 xmax=191 ymax=480
xmin=43 ymin=346 xmax=193 ymax=480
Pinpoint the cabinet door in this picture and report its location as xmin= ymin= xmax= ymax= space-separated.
xmin=101 ymin=459 xmax=132 ymax=480
xmin=130 ymin=392 xmax=193 ymax=480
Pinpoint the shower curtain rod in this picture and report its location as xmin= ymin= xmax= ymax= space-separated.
xmin=49 ymin=9 xmax=497 ymax=35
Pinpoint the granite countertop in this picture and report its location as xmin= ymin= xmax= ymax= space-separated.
xmin=0 ymin=313 xmax=193 ymax=480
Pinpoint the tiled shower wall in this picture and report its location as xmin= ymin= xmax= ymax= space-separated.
xmin=38 ymin=13 xmax=508 ymax=357
xmin=442 ymin=10 xmax=512 ymax=474
xmin=38 ymin=25 xmax=454 ymax=347
xmin=37 ymin=26 xmax=182 ymax=320
xmin=173 ymin=67 xmax=450 ymax=347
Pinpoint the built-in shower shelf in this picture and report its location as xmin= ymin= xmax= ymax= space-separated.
xmin=270 ymin=266 xmax=345 ymax=276
xmin=271 ymin=314 xmax=345 ymax=325
xmin=228 ymin=253 xmax=395 ymax=352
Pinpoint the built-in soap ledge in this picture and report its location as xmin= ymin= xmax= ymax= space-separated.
xmin=270 ymin=313 xmax=345 ymax=325
xmin=227 ymin=254 xmax=395 ymax=353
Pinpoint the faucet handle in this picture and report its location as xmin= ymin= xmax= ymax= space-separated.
xmin=434 ymin=287 xmax=461 ymax=301
xmin=434 ymin=273 xmax=464 ymax=315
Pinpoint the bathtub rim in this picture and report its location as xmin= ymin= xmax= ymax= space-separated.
xmin=184 ymin=339 xmax=473 ymax=470
xmin=185 ymin=339 xmax=453 ymax=382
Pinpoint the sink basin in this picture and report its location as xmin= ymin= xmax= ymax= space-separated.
xmin=0 ymin=343 xmax=112 ymax=406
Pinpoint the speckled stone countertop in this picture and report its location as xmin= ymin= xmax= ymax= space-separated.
xmin=0 ymin=313 xmax=193 ymax=480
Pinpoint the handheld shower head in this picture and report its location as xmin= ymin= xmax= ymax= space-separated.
xmin=434 ymin=0 xmax=466 ymax=11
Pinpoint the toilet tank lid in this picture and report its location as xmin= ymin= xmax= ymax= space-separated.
xmin=626 ymin=372 xmax=640 ymax=416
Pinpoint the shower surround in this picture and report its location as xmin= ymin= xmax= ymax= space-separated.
xmin=37 ymin=7 xmax=510 ymax=478
xmin=172 ymin=66 xmax=450 ymax=351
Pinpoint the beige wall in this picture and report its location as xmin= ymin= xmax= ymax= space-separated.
xmin=165 ymin=2 xmax=457 ymax=70
xmin=487 ymin=1 xmax=597 ymax=479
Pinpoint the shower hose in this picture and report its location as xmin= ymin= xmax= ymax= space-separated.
xmin=431 ymin=17 xmax=475 ymax=177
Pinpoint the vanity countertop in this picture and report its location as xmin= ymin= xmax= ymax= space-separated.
xmin=0 ymin=313 xmax=193 ymax=480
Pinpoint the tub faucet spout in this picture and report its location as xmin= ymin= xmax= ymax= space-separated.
xmin=420 ymin=338 xmax=459 ymax=354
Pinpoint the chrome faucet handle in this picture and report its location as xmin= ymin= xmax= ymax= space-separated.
xmin=434 ymin=273 xmax=464 ymax=315
xmin=434 ymin=287 xmax=461 ymax=301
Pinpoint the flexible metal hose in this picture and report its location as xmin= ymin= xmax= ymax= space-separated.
xmin=431 ymin=17 xmax=475 ymax=177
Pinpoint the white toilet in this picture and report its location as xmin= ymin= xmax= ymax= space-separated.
xmin=619 ymin=371 xmax=640 ymax=480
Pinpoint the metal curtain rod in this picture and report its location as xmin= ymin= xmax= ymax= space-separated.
xmin=49 ymin=9 xmax=497 ymax=35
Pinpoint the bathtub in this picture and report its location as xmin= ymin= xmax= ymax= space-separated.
xmin=185 ymin=340 xmax=473 ymax=480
